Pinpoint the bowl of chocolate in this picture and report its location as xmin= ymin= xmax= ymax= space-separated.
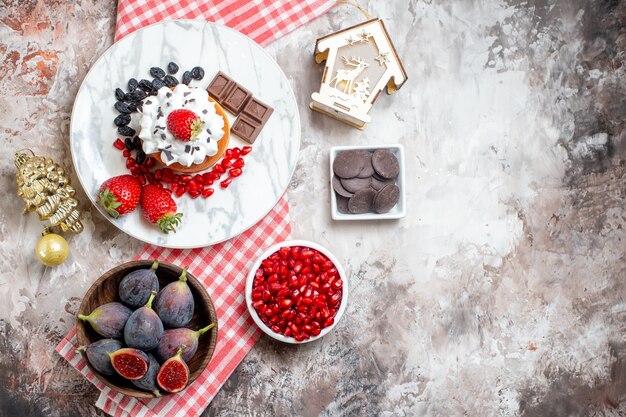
xmin=330 ymin=145 xmax=406 ymax=220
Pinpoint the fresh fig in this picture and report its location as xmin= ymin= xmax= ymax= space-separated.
xmin=131 ymin=353 xmax=161 ymax=397
xmin=155 ymin=267 xmax=194 ymax=327
xmin=76 ymin=338 xmax=123 ymax=376
xmin=78 ymin=302 xmax=132 ymax=338
xmin=119 ymin=260 xmax=160 ymax=308
xmin=155 ymin=323 xmax=215 ymax=363
xmin=156 ymin=345 xmax=189 ymax=393
xmin=124 ymin=291 xmax=164 ymax=350
xmin=108 ymin=348 xmax=149 ymax=380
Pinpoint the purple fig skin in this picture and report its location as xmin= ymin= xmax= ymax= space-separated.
xmin=155 ymin=267 xmax=195 ymax=328
xmin=119 ymin=260 xmax=160 ymax=308
xmin=78 ymin=302 xmax=132 ymax=338
xmin=131 ymin=353 xmax=161 ymax=397
xmin=155 ymin=323 xmax=215 ymax=363
xmin=124 ymin=291 xmax=164 ymax=350
xmin=77 ymin=338 xmax=123 ymax=376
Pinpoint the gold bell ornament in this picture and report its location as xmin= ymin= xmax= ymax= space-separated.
xmin=14 ymin=149 xmax=83 ymax=266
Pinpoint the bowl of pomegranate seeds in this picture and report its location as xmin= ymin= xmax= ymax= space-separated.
xmin=245 ymin=240 xmax=348 ymax=343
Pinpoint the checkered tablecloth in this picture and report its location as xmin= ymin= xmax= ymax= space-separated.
xmin=56 ymin=1 xmax=335 ymax=416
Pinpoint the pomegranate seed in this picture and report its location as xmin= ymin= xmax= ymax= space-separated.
xmin=138 ymin=174 xmax=146 ymax=185
xmin=155 ymin=169 xmax=163 ymax=180
xmin=139 ymin=165 xmax=149 ymax=174
xmin=126 ymin=158 xmax=136 ymax=168
xmin=331 ymin=279 xmax=343 ymax=290
xmin=330 ymin=292 xmax=342 ymax=306
xmin=145 ymin=157 xmax=156 ymax=168
xmin=202 ymin=188 xmax=215 ymax=198
xmin=323 ymin=317 xmax=334 ymax=327
xmin=229 ymin=168 xmax=242 ymax=177
xmin=220 ymin=178 xmax=232 ymax=188
xmin=122 ymin=149 xmax=131 ymax=157
xmin=175 ymin=186 xmax=185 ymax=197
xmin=214 ymin=164 xmax=225 ymax=174
xmin=222 ymin=158 xmax=233 ymax=168
xmin=301 ymin=249 xmax=314 ymax=258
xmin=225 ymin=148 xmax=234 ymax=159
xmin=231 ymin=148 xmax=241 ymax=158
xmin=191 ymin=175 xmax=202 ymax=185
xmin=241 ymin=145 xmax=252 ymax=155
xmin=280 ymin=299 xmax=293 ymax=309
xmin=181 ymin=175 xmax=192 ymax=183
xmin=311 ymin=328 xmax=321 ymax=336
xmin=113 ymin=138 xmax=125 ymax=150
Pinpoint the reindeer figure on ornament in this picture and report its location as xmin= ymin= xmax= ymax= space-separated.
xmin=330 ymin=56 xmax=369 ymax=93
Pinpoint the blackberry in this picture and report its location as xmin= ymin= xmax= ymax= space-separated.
xmin=181 ymin=71 xmax=192 ymax=85
xmin=191 ymin=66 xmax=204 ymax=80
xmin=136 ymin=150 xmax=146 ymax=165
xmin=128 ymin=78 xmax=138 ymax=91
xmin=167 ymin=62 xmax=179 ymax=74
xmin=164 ymin=75 xmax=179 ymax=87
xmin=115 ymin=88 xmax=125 ymax=101
xmin=132 ymin=137 xmax=142 ymax=150
xmin=152 ymin=78 xmax=166 ymax=90
xmin=126 ymin=90 xmax=147 ymax=101
xmin=118 ymin=126 xmax=136 ymax=137
xmin=138 ymin=79 xmax=153 ymax=92
xmin=114 ymin=101 xmax=131 ymax=114
xmin=124 ymin=137 xmax=134 ymax=151
xmin=150 ymin=67 xmax=166 ymax=79
xmin=113 ymin=113 xmax=131 ymax=126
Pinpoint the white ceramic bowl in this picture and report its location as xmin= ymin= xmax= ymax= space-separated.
xmin=330 ymin=144 xmax=406 ymax=220
xmin=245 ymin=240 xmax=348 ymax=344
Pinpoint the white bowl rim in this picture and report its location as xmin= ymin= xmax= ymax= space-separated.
xmin=245 ymin=239 xmax=348 ymax=344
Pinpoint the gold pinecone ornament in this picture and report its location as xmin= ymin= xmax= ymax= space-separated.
xmin=15 ymin=149 xmax=83 ymax=266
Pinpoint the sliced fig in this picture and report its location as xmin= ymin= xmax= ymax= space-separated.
xmin=157 ymin=345 xmax=189 ymax=393
xmin=76 ymin=338 xmax=123 ymax=376
xmin=108 ymin=348 xmax=149 ymax=380
xmin=119 ymin=260 xmax=160 ymax=308
xmin=77 ymin=302 xmax=132 ymax=338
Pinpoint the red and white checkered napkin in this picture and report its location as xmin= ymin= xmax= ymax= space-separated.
xmin=56 ymin=2 xmax=336 ymax=414
xmin=115 ymin=0 xmax=335 ymax=45
xmin=56 ymin=198 xmax=291 ymax=417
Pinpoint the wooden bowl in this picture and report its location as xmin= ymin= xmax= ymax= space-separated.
xmin=76 ymin=260 xmax=218 ymax=398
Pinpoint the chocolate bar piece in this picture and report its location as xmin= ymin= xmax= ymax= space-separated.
xmin=231 ymin=115 xmax=263 ymax=144
xmin=241 ymin=97 xmax=274 ymax=125
xmin=222 ymin=84 xmax=253 ymax=114
xmin=207 ymin=71 xmax=235 ymax=102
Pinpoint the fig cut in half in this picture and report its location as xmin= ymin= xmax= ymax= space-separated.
xmin=156 ymin=345 xmax=189 ymax=393
xmin=108 ymin=348 xmax=149 ymax=380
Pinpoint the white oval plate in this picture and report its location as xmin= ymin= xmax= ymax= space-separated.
xmin=71 ymin=20 xmax=300 ymax=249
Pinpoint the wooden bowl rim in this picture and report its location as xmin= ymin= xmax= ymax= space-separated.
xmin=76 ymin=260 xmax=218 ymax=398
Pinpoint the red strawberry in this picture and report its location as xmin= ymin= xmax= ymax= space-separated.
xmin=166 ymin=109 xmax=203 ymax=141
xmin=140 ymin=184 xmax=183 ymax=233
xmin=98 ymin=174 xmax=141 ymax=218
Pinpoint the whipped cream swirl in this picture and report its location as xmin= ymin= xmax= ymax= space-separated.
xmin=138 ymin=84 xmax=225 ymax=167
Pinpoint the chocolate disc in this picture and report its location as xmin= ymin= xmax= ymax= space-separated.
xmin=336 ymin=195 xmax=350 ymax=213
xmin=356 ymin=152 xmax=375 ymax=178
xmin=371 ymin=176 xmax=394 ymax=191
xmin=373 ymin=184 xmax=400 ymax=214
xmin=372 ymin=150 xmax=399 ymax=179
xmin=348 ymin=188 xmax=376 ymax=214
xmin=333 ymin=176 xmax=353 ymax=198
xmin=340 ymin=176 xmax=372 ymax=193
xmin=333 ymin=150 xmax=368 ymax=178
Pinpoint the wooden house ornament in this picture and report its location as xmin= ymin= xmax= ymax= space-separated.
xmin=310 ymin=18 xmax=407 ymax=129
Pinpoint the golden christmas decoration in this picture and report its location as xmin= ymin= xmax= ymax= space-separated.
xmin=35 ymin=231 xmax=69 ymax=266
xmin=15 ymin=149 xmax=83 ymax=234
